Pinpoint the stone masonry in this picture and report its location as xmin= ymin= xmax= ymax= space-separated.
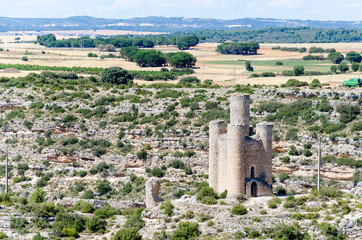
xmin=209 ymin=94 xmax=273 ymax=198
xmin=145 ymin=177 xmax=161 ymax=208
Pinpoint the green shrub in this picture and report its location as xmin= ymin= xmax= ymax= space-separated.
xmin=278 ymin=173 xmax=289 ymax=182
xmin=312 ymin=187 xmax=342 ymax=198
xmin=32 ymin=233 xmax=44 ymax=240
xmin=319 ymin=222 xmax=344 ymax=240
xmin=197 ymin=186 xmax=218 ymax=205
xmin=82 ymin=190 xmax=94 ymax=199
xmin=73 ymin=200 xmax=95 ymax=213
xmin=86 ymin=216 xmax=107 ymax=233
xmin=61 ymin=228 xmax=79 ymax=237
xmin=286 ymin=128 xmax=299 ymax=141
xmin=124 ymin=211 xmax=145 ymax=230
xmin=268 ymin=197 xmax=281 ymax=208
xmin=112 ymin=227 xmax=142 ymax=240
xmin=172 ymin=222 xmax=200 ymax=240
xmin=265 ymin=223 xmax=310 ymax=240
xmin=97 ymin=179 xmax=112 ymax=194
xmin=160 ymin=200 xmax=174 ymax=217
xmin=136 ymin=149 xmax=147 ymax=160
xmin=281 ymin=79 xmax=308 ymax=87
xmin=29 ymin=189 xmax=46 ymax=203
xmin=231 ymin=203 xmax=247 ymax=215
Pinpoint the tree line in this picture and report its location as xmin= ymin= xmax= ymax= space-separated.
xmin=216 ymin=42 xmax=260 ymax=55
xmin=174 ymin=27 xmax=362 ymax=43
xmin=36 ymin=34 xmax=199 ymax=50
xmin=119 ymin=47 xmax=197 ymax=68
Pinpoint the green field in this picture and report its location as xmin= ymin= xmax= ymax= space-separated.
xmin=205 ymin=59 xmax=350 ymax=73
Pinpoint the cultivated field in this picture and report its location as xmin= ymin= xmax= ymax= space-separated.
xmin=0 ymin=33 xmax=362 ymax=87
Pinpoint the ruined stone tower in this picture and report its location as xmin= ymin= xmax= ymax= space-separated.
xmin=209 ymin=94 xmax=273 ymax=198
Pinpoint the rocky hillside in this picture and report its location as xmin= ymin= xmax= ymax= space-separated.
xmin=0 ymin=71 xmax=360 ymax=239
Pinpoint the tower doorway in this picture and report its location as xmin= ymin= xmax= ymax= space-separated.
xmin=251 ymin=182 xmax=257 ymax=197
xmin=250 ymin=166 xmax=255 ymax=178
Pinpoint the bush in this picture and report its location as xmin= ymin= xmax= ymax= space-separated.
xmin=101 ymin=67 xmax=133 ymax=85
xmin=281 ymin=79 xmax=308 ymax=87
xmin=160 ymin=200 xmax=174 ymax=217
xmin=29 ymin=189 xmax=46 ymax=203
xmin=336 ymin=104 xmax=360 ymax=123
xmin=61 ymin=228 xmax=79 ymax=238
xmin=320 ymin=222 xmax=344 ymax=240
xmin=73 ymin=200 xmax=95 ymax=213
xmin=268 ymin=197 xmax=281 ymax=208
xmin=86 ymin=216 xmax=107 ymax=233
xmin=124 ymin=211 xmax=145 ymax=230
xmin=148 ymin=167 xmax=165 ymax=178
xmin=32 ymin=233 xmax=44 ymax=240
xmin=113 ymin=227 xmax=142 ymax=240
xmin=179 ymin=76 xmax=200 ymax=85
xmin=309 ymin=79 xmax=322 ymax=88
xmin=97 ymin=179 xmax=112 ymax=194
xmin=286 ymin=128 xmax=299 ymax=141
xmin=278 ymin=173 xmax=289 ymax=183
xmin=231 ymin=203 xmax=247 ymax=215
xmin=266 ymin=223 xmax=310 ymax=240
xmin=172 ymin=222 xmax=200 ymax=240
xmin=137 ymin=149 xmax=147 ymax=160
xmin=197 ymin=186 xmax=218 ymax=205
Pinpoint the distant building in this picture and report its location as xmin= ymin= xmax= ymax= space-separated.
xmin=209 ymin=94 xmax=273 ymax=197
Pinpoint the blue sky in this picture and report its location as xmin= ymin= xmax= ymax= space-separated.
xmin=0 ymin=0 xmax=361 ymax=21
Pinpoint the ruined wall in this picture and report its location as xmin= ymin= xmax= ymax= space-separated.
xmin=209 ymin=120 xmax=226 ymax=193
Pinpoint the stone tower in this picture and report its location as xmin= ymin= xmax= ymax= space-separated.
xmin=208 ymin=94 xmax=273 ymax=198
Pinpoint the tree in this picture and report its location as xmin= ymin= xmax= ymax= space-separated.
xmin=176 ymin=36 xmax=199 ymax=50
xmin=351 ymin=62 xmax=360 ymax=72
xmin=119 ymin=46 xmax=139 ymax=61
xmin=245 ymin=61 xmax=253 ymax=71
xmin=330 ymin=65 xmax=337 ymax=74
xmin=328 ymin=52 xmax=344 ymax=64
xmin=293 ymin=65 xmax=305 ymax=76
xmin=338 ymin=63 xmax=349 ymax=73
xmin=168 ymin=52 xmax=196 ymax=68
xmin=346 ymin=51 xmax=362 ymax=63
xmin=101 ymin=67 xmax=133 ymax=85
xmin=133 ymin=50 xmax=166 ymax=67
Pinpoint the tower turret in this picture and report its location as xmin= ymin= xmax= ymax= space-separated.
xmin=230 ymin=94 xmax=250 ymax=136
xmin=227 ymin=124 xmax=245 ymax=197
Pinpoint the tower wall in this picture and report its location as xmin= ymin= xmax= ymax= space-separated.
xmin=217 ymin=134 xmax=227 ymax=194
xmin=209 ymin=120 xmax=226 ymax=192
xmin=227 ymin=124 xmax=245 ymax=197
xmin=256 ymin=122 xmax=273 ymax=185
xmin=230 ymin=94 xmax=250 ymax=136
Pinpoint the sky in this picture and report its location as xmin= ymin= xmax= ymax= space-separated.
xmin=0 ymin=0 xmax=361 ymax=21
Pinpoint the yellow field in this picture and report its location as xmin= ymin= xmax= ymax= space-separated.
xmin=0 ymin=33 xmax=361 ymax=86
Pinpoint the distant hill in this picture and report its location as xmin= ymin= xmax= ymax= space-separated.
xmin=0 ymin=16 xmax=361 ymax=32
